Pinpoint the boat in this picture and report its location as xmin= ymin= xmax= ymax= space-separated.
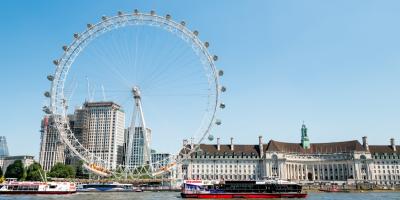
xmin=0 ymin=179 xmax=76 ymax=195
xmin=319 ymin=184 xmax=350 ymax=193
xmin=77 ymin=182 xmax=134 ymax=192
xmin=134 ymin=188 xmax=143 ymax=192
xmin=181 ymin=179 xmax=307 ymax=199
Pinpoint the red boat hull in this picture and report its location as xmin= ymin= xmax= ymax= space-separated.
xmin=181 ymin=193 xmax=307 ymax=199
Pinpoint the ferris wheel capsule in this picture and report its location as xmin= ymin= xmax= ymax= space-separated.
xmin=150 ymin=10 xmax=156 ymax=15
xmin=62 ymin=46 xmax=68 ymax=51
xmin=53 ymin=60 xmax=59 ymax=65
xmin=180 ymin=21 xmax=186 ymax=26
xmin=73 ymin=33 xmax=79 ymax=39
xmin=44 ymin=91 xmax=51 ymax=98
xmin=213 ymin=55 xmax=218 ymax=61
xmin=166 ymin=14 xmax=171 ymax=20
xmin=134 ymin=9 xmax=139 ymax=15
xmin=42 ymin=106 xmax=52 ymax=114
xmin=101 ymin=16 xmax=107 ymax=21
xmin=215 ymin=119 xmax=222 ymax=125
xmin=208 ymin=135 xmax=214 ymax=141
xmin=117 ymin=11 xmax=123 ymax=16
xmin=47 ymin=75 xmax=54 ymax=81
xmin=221 ymin=86 xmax=227 ymax=92
xmin=218 ymin=70 xmax=224 ymax=76
xmin=87 ymin=24 xmax=93 ymax=29
xmin=204 ymin=42 xmax=209 ymax=48
xmin=220 ymin=103 xmax=226 ymax=109
xmin=193 ymin=30 xmax=199 ymax=36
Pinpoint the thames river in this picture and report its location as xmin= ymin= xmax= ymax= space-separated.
xmin=0 ymin=192 xmax=399 ymax=200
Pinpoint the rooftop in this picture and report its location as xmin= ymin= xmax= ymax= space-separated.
xmin=369 ymin=145 xmax=399 ymax=154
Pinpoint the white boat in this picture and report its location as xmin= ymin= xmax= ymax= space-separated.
xmin=0 ymin=179 xmax=76 ymax=194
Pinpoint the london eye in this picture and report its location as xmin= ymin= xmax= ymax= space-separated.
xmin=43 ymin=10 xmax=225 ymax=178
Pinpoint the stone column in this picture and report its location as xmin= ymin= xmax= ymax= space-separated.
xmin=320 ymin=164 xmax=325 ymax=180
xmin=299 ymin=165 xmax=302 ymax=180
xmin=312 ymin=165 xmax=315 ymax=181
xmin=305 ymin=165 xmax=309 ymax=181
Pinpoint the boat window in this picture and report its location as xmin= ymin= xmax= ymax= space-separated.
xmin=49 ymin=185 xmax=57 ymax=189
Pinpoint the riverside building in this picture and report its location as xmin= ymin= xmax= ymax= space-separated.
xmin=123 ymin=127 xmax=152 ymax=169
xmin=77 ymin=102 xmax=125 ymax=170
xmin=39 ymin=115 xmax=66 ymax=171
xmin=40 ymin=101 xmax=125 ymax=171
xmin=0 ymin=155 xmax=35 ymax=174
xmin=0 ymin=136 xmax=9 ymax=157
xmin=369 ymin=138 xmax=400 ymax=186
xmin=179 ymin=124 xmax=399 ymax=186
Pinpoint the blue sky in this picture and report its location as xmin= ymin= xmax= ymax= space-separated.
xmin=1 ymin=0 xmax=400 ymax=158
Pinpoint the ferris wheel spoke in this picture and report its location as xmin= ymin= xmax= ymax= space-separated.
xmin=138 ymin=29 xmax=195 ymax=86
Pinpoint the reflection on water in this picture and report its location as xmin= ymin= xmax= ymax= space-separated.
xmin=0 ymin=192 xmax=399 ymax=200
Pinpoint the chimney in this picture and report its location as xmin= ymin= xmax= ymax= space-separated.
xmin=362 ymin=136 xmax=369 ymax=151
xmin=230 ymin=137 xmax=234 ymax=151
xmin=390 ymin=138 xmax=396 ymax=151
xmin=259 ymin=136 xmax=264 ymax=158
xmin=217 ymin=138 xmax=220 ymax=151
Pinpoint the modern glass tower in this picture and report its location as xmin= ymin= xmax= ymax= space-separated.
xmin=125 ymin=127 xmax=152 ymax=169
xmin=0 ymin=136 xmax=9 ymax=157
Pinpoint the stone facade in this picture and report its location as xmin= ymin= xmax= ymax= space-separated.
xmin=178 ymin=124 xmax=399 ymax=186
xmin=0 ymin=155 xmax=35 ymax=175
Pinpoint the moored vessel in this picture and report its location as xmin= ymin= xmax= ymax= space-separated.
xmin=181 ymin=179 xmax=307 ymax=199
xmin=77 ymin=182 xmax=134 ymax=192
xmin=0 ymin=179 xmax=76 ymax=195
xmin=319 ymin=184 xmax=350 ymax=193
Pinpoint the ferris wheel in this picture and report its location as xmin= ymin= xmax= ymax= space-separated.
xmin=43 ymin=10 xmax=225 ymax=178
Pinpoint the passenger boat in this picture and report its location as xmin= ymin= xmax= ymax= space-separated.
xmin=0 ymin=179 xmax=76 ymax=194
xmin=181 ymin=179 xmax=307 ymax=199
xmin=77 ymin=182 xmax=134 ymax=192
xmin=319 ymin=185 xmax=350 ymax=193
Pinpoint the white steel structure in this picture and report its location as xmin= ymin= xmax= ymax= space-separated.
xmin=125 ymin=87 xmax=152 ymax=170
xmin=44 ymin=10 xmax=225 ymax=178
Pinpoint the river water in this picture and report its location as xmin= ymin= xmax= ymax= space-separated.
xmin=0 ymin=192 xmax=399 ymax=200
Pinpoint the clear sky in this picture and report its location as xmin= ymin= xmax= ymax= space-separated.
xmin=1 ymin=0 xmax=400 ymax=158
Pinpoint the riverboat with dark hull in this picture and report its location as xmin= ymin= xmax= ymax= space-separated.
xmin=77 ymin=182 xmax=134 ymax=192
xmin=181 ymin=179 xmax=307 ymax=199
xmin=0 ymin=181 xmax=76 ymax=195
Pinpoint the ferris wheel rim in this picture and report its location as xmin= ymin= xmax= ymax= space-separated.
xmin=47 ymin=10 xmax=223 ymax=176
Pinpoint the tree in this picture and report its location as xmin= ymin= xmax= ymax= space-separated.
xmin=74 ymin=160 xmax=89 ymax=179
xmin=47 ymin=163 xmax=75 ymax=178
xmin=0 ymin=166 xmax=3 ymax=177
xmin=26 ymin=162 xmax=45 ymax=181
xmin=5 ymin=160 xmax=26 ymax=180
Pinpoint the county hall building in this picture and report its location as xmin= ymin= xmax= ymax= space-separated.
xmin=178 ymin=124 xmax=399 ymax=186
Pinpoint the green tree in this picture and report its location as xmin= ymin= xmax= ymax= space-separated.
xmin=74 ymin=160 xmax=88 ymax=179
xmin=5 ymin=160 xmax=26 ymax=180
xmin=26 ymin=162 xmax=45 ymax=181
xmin=47 ymin=163 xmax=75 ymax=178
